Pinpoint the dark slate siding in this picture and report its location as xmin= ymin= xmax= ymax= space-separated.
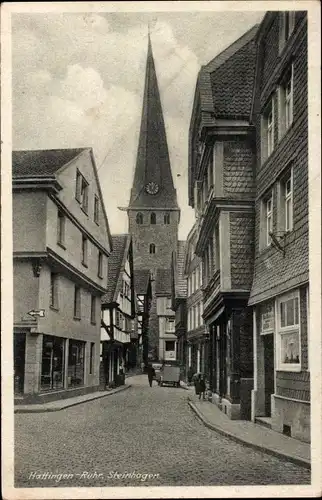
xmin=230 ymin=213 xmax=255 ymax=290
xmin=223 ymin=140 xmax=256 ymax=199
xmin=238 ymin=308 xmax=254 ymax=378
xmin=210 ymin=38 xmax=257 ymax=118
xmin=249 ymin=14 xmax=308 ymax=304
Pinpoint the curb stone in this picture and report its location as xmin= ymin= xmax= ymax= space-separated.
xmin=15 ymin=384 xmax=132 ymax=414
xmin=188 ymin=398 xmax=311 ymax=470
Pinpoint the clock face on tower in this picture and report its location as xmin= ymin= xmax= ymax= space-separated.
xmin=145 ymin=181 xmax=159 ymax=195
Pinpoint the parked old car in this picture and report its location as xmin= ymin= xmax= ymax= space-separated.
xmin=152 ymin=362 xmax=163 ymax=383
xmin=158 ymin=361 xmax=181 ymax=387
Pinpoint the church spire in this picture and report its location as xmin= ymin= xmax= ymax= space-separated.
xmin=129 ymin=34 xmax=179 ymax=209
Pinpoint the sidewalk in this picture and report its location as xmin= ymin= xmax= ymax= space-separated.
xmin=15 ymin=384 xmax=131 ymax=414
xmin=188 ymin=396 xmax=310 ymax=469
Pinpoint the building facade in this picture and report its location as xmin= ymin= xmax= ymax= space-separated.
xmin=188 ymin=26 xmax=258 ymax=420
xmin=13 ymin=148 xmax=112 ymax=403
xmin=101 ymin=234 xmax=136 ymax=386
xmin=171 ymin=241 xmax=187 ymax=373
xmin=155 ymin=269 xmax=177 ymax=362
xmin=184 ymin=225 xmax=207 ymax=376
xmin=126 ymin=35 xmax=180 ymax=360
xmin=249 ymin=11 xmax=310 ymax=442
xmin=134 ymin=269 xmax=153 ymax=368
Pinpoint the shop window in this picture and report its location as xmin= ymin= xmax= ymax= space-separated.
xmin=150 ymin=212 xmax=156 ymax=224
xmin=136 ymin=213 xmax=143 ymax=224
xmin=41 ymin=335 xmax=65 ymax=391
xmin=149 ymin=243 xmax=156 ymax=254
xmin=277 ymin=291 xmax=300 ymax=370
xmin=74 ymin=286 xmax=81 ymax=319
xmin=98 ymin=251 xmax=103 ymax=278
xmin=165 ymin=340 xmax=175 ymax=351
xmin=50 ymin=273 xmax=59 ymax=309
xmin=68 ymin=340 xmax=85 ymax=387
xmin=76 ymin=170 xmax=88 ymax=213
xmin=261 ymin=96 xmax=275 ymax=163
xmin=94 ymin=195 xmax=100 ymax=225
xmin=91 ymin=295 xmax=96 ymax=324
xmin=82 ymin=235 xmax=88 ymax=266
xmin=89 ymin=342 xmax=95 ymax=375
xmin=57 ymin=210 xmax=66 ymax=247
xmin=164 ymin=213 xmax=170 ymax=224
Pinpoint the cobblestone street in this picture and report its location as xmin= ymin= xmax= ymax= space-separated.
xmin=15 ymin=376 xmax=310 ymax=488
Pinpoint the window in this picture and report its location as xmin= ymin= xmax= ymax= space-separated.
xmin=91 ymin=295 xmax=96 ymax=324
xmin=149 ymin=243 xmax=156 ymax=254
xmin=41 ymin=336 xmax=65 ymax=390
xmin=89 ymin=343 xmax=95 ymax=375
xmin=261 ymin=97 xmax=275 ymax=162
xmin=266 ymin=195 xmax=273 ymax=246
xmin=166 ymin=318 xmax=175 ymax=332
xmin=214 ymin=224 xmax=220 ymax=270
xmin=278 ymin=66 xmax=294 ymax=139
xmin=284 ymin=173 xmax=293 ymax=232
xmin=150 ymin=212 xmax=156 ymax=224
xmin=260 ymin=191 xmax=274 ymax=250
xmin=82 ymin=235 xmax=88 ymax=266
xmin=76 ymin=170 xmax=88 ymax=213
xmin=279 ymin=11 xmax=296 ymax=52
xmin=277 ymin=291 xmax=300 ymax=370
xmin=165 ymin=341 xmax=175 ymax=352
xmin=164 ymin=213 xmax=170 ymax=224
xmin=68 ymin=340 xmax=85 ymax=387
xmin=94 ymin=196 xmax=100 ymax=224
xmin=57 ymin=211 xmax=66 ymax=247
xmin=74 ymin=286 xmax=81 ymax=319
xmin=50 ymin=273 xmax=59 ymax=309
xmin=136 ymin=213 xmax=143 ymax=224
xmin=98 ymin=251 xmax=103 ymax=278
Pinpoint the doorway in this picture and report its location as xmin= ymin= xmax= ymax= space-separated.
xmin=14 ymin=333 xmax=26 ymax=394
xmin=263 ymin=334 xmax=274 ymax=416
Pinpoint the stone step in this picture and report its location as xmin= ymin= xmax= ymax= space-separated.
xmin=255 ymin=416 xmax=273 ymax=429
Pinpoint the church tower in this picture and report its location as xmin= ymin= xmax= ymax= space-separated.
xmin=127 ymin=35 xmax=180 ymax=359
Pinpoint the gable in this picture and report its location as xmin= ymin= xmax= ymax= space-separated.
xmin=55 ymin=148 xmax=112 ymax=254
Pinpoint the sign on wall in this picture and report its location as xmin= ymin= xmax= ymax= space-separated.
xmin=260 ymin=301 xmax=275 ymax=334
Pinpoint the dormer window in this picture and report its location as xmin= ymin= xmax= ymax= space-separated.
xmin=279 ymin=11 xmax=296 ymax=53
xmin=150 ymin=213 xmax=156 ymax=224
xmin=136 ymin=213 xmax=143 ymax=225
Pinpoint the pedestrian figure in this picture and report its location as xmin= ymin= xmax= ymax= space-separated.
xmin=198 ymin=374 xmax=206 ymax=400
xmin=193 ymin=372 xmax=200 ymax=395
xmin=146 ymin=363 xmax=155 ymax=387
xmin=187 ymin=366 xmax=194 ymax=386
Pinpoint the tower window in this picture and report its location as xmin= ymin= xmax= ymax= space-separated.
xmin=136 ymin=213 xmax=143 ymax=224
xmin=150 ymin=213 xmax=156 ymax=224
xmin=164 ymin=213 xmax=170 ymax=224
xmin=149 ymin=244 xmax=156 ymax=254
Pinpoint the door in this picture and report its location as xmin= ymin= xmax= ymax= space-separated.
xmin=14 ymin=333 xmax=26 ymax=394
xmin=263 ymin=334 xmax=274 ymax=416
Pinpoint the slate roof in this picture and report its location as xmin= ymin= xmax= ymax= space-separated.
xmin=12 ymin=148 xmax=87 ymax=177
xmin=134 ymin=269 xmax=151 ymax=295
xmin=101 ymin=234 xmax=130 ymax=305
xmin=175 ymin=241 xmax=187 ymax=299
xmin=155 ymin=268 xmax=172 ymax=296
xmin=129 ymin=36 xmax=179 ymax=210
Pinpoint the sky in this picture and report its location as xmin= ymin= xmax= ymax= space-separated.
xmin=12 ymin=8 xmax=265 ymax=239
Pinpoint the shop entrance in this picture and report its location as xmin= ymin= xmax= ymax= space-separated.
xmin=14 ymin=332 xmax=26 ymax=394
xmin=263 ymin=334 xmax=274 ymax=416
